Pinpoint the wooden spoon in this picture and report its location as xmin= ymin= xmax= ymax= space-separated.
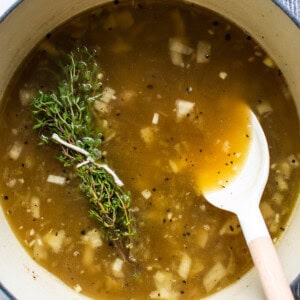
xmin=203 ymin=111 xmax=293 ymax=300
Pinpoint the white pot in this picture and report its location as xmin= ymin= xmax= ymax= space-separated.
xmin=0 ymin=1 xmax=299 ymax=299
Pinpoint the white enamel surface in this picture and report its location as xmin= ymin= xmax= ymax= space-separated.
xmin=0 ymin=1 xmax=299 ymax=300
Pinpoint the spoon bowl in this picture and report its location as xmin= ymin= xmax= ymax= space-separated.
xmin=203 ymin=111 xmax=293 ymax=300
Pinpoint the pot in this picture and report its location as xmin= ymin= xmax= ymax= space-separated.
xmin=0 ymin=1 xmax=299 ymax=299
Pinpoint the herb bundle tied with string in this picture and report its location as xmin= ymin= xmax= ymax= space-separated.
xmin=31 ymin=46 xmax=135 ymax=261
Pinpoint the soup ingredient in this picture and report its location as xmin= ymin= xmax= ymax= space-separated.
xmin=31 ymin=46 xmax=135 ymax=255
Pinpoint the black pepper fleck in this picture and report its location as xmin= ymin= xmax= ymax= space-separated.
xmin=225 ymin=33 xmax=231 ymax=41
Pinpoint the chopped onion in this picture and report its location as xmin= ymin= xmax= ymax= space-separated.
xmin=260 ymin=201 xmax=275 ymax=219
xmin=141 ymin=189 xmax=152 ymax=199
xmin=279 ymin=161 xmax=291 ymax=179
xmin=73 ymin=284 xmax=82 ymax=293
xmin=263 ymin=56 xmax=275 ymax=68
xmin=219 ymin=71 xmax=228 ymax=80
xmin=275 ymin=174 xmax=288 ymax=191
xmin=6 ymin=178 xmax=16 ymax=188
xmin=170 ymin=51 xmax=184 ymax=68
xmin=94 ymin=101 xmax=109 ymax=114
xmin=152 ymin=113 xmax=160 ymax=125
xmin=169 ymin=37 xmax=193 ymax=68
xmin=169 ymin=38 xmax=193 ymax=55
xmin=197 ymin=228 xmax=209 ymax=248
xmin=82 ymin=245 xmax=94 ymax=267
xmin=169 ymin=160 xmax=181 ymax=173
xmin=272 ymin=192 xmax=284 ymax=205
xmin=8 ymin=141 xmax=23 ymax=160
xmin=140 ymin=126 xmax=155 ymax=144
xmin=256 ymin=101 xmax=273 ymax=116
xmin=30 ymin=196 xmax=40 ymax=219
xmin=102 ymin=87 xmax=117 ymax=103
xmin=33 ymin=238 xmax=47 ymax=261
xmin=203 ymin=262 xmax=227 ymax=292
xmin=44 ymin=230 xmax=65 ymax=253
xmin=196 ymin=41 xmax=211 ymax=63
xmin=175 ymin=99 xmax=195 ymax=119
xmin=149 ymin=271 xmax=178 ymax=299
xmin=19 ymin=87 xmax=36 ymax=106
xmin=219 ymin=216 xmax=241 ymax=236
xmin=222 ymin=140 xmax=231 ymax=153
xmin=82 ymin=229 xmax=103 ymax=248
xmin=47 ymin=175 xmax=66 ymax=186
xmin=112 ymin=258 xmax=124 ymax=278
xmin=178 ymin=253 xmax=192 ymax=280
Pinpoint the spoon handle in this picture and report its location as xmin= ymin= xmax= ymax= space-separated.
xmin=238 ymin=207 xmax=293 ymax=300
xmin=248 ymin=236 xmax=293 ymax=300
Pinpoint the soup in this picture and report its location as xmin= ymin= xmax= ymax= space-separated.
xmin=1 ymin=1 xmax=299 ymax=299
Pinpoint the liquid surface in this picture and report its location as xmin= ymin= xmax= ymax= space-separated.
xmin=1 ymin=1 xmax=300 ymax=299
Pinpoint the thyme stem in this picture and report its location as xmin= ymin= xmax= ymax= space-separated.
xmin=31 ymin=46 xmax=134 ymax=255
xmin=52 ymin=133 xmax=124 ymax=186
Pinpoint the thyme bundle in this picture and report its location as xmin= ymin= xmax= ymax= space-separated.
xmin=31 ymin=46 xmax=134 ymax=256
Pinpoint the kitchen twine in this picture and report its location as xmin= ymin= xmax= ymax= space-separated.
xmin=0 ymin=0 xmax=299 ymax=299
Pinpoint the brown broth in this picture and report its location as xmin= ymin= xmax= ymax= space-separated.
xmin=1 ymin=1 xmax=300 ymax=299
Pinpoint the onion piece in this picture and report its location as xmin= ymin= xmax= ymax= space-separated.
xmin=203 ymin=262 xmax=227 ymax=292
xmin=169 ymin=37 xmax=193 ymax=68
xmin=47 ymin=175 xmax=66 ymax=186
xmin=263 ymin=56 xmax=275 ymax=68
xmin=101 ymin=87 xmax=117 ymax=103
xmin=44 ymin=230 xmax=66 ymax=253
xmin=170 ymin=51 xmax=184 ymax=68
xmin=219 ymin=71 xmax=228 ymax=80
xmin=169 ymin=38 xmax=193 ymax=55
xmin=30 ymin=196 xmax=40 ymax=219
xmin=196 ymin=40 xmax=211 ymax=63
xmin=82 ymin=229 xmax=103 ymax=248
xmin=149 ymin=271 xmax=178 ymax=300
xmin=140 ymin=126 xmax=156 ymax=144
xmin=19 ymin=86 xmax=36 ymax=106
xmin=8 ymin=141 xmax=23 ymax=161
xmin=152 ymin=113 xmax=159 ymax=125
xmin=197 ymin=228 xmax=209 ymax=248
xmin=178 ymin=253 xmax=192 ymax=280
xmin=256 ymin=101 xmax=273 ymax=116
xmin=112 ymin=258 xmax=124 ymax=278
xmin=141 ymin=189 xmax=152 ymax=199
xmin=175 ymin=99 xmax=195 ymax=119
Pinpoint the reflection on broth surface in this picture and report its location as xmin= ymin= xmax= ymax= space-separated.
xmin=1 ymin=1 xmax=300 ymax=299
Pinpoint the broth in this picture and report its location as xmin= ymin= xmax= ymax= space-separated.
xmin=1 ymin=1 xmax=300 ymax=299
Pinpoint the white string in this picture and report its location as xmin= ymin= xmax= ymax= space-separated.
xmin=52 ymin=133 xmax=124 ymax=186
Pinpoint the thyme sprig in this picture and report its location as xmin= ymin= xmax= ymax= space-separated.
xmin=31 ymin=46 xmax=135 ymax=254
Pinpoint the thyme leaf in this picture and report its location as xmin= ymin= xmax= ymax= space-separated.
xmin=31 ymin=46 xmax=135 ymax=256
